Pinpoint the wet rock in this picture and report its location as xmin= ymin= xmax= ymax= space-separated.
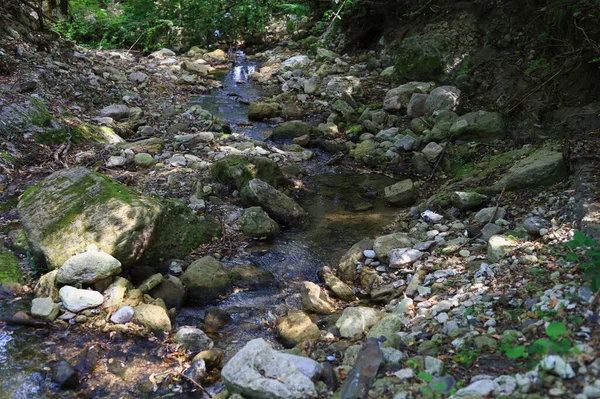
xmin=340 ymin=338 xmax=383 ymax=399
xmin=493 ymin=149 xmax=568 ymax=192
xmin=204 ymin=307 xmax=231 ymax=329
xmin=31 ymin=297 xmax=59 ymax=321
xmin=133 ymin=303 xmax=171 ymax=331
xmin=59 ymin=286 xmax=104 ymax=312
xmin=241 ymin=179 xmax=306 ymax=226
xmin=149 ymin=275 xmax=186 ymax=309
xmin=276 ymin=312 xmax=321 ymax=348
xmin=193 ymin=348 xmax=225 ymax=371
xmin=229 ymin=265 xmax=276 ymax=290
xmin=174 ymin=326 xmax=214 ymax=352
xmin=301 ymin=281 xmax=336 ymax=314
xmin=424 ymin=86 xmax=461 ymax=114
xmin=323 ymin=273 xmax=356 ymax=301
xmin=56 ymin=251 xmax=122 ymax=285
xmin=110 ymin=306 xmax=134 ymax=324
xmin=248 ymin=102 xmax=279 ymax=121
xmin=388 ymin=248 xmax=423 ymax=268
xmin=221 ymin=338 xmax=317 ymax=398
xmin=450 ymin=191 xmax=487 ymax=211
xmin=449 ymin=111 xmax=505 ymax=142
xmin=338 ymin=238 xmax=373 ymax=282
xmin=239 ymin=206 xmax=280 ymax=238
xmin=52 ymin=359 xmax=79 ymax=389
xmin=384 ymin=179 xmax=418 ymax=207
xmin=272 ymin=120 xmax=319 ymax=140
xmin=336 ymin=307 xmax=384 ymax=338
xmin=181 ymin=256 xmax=232 ymax=304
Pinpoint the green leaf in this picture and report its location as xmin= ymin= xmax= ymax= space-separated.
xmin=565 ymin=252 xmax=579 ymax=261
xmin=546 ymin=322 xmax=567 ymax=339
xmin=505 ymin=345 xmax=528 ymax=359
xmin=418 ymin=372 xmax=433 ymax=382
xmin=432 ymin=382 xmax=447 ymax=392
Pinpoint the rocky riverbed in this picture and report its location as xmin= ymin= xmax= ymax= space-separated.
xmin=1 ymin=8 xmax=600 ymax=399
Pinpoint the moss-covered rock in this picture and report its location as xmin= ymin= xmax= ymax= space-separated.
xmin=238 ymin=206 xmax=280 ymax=238
xmin=229 ymin=265 xmax=276 ymax=290
xmin=181 ymin=256 xmax=232 ymax=304
xmin=211 ymin=155 xmax=286 ymax=190
xmin=393 ymin=34 xmax=447 ymax=80
xmin=272 ymin=121 xmax=319 ymax=141
xmin=240 ymin=179 xmax=306 ymax=226
xmin=0 ymin=250 xmax=20 ymax=284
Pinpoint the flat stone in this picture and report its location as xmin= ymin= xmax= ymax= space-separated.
xmin=388 ymin=248 xmax=423 ymax=268
xmin=59 ymin=286 xmax=104 ymax=313
xmin=31 ymin=297 xmax=60 ymax=321
xmin=110 ymin=306 xmax=134 ymax=323
xmin=56 ymin=251 xmax=122 ymax=285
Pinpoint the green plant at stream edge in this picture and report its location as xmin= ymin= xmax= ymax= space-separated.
xmin=565 ymin=230 xmax=600 ymax=292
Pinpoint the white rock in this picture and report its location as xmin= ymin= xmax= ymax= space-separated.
xmin=110 ymin=306 xmax=134 ymax=324
xmin=59 ymin=286 xmax=104 ymax=312
xmin=455 ymin=379 xmax=499 ymax=397
xmin=537 ymin=355 xmax=575 ymax=379
xmin=56 ymin=251 xmax=122 ymax=285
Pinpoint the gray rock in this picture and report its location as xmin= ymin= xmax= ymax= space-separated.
xmin=174 ymin=326 xmax=214 ymax=352
xmin=102 ymin=277 xmax=131 ymax=310
xmin=450 ymin=191 xmax=487 ymax=211
xmin=323 ymin=273 xmax=356 ymax=301
xmin=537 ymin=355 xmax=575 ymax=379
xmin=133 ymin=303 xmax=171 ymax=331
xmin=110 ymin=306 xmax=134 ymax=323
xmin=450 ymin=111 xmax=505 ymax=143
xmin=276 ymin=312 xmax=321 ymax=348
xmin=338 ymin=238 xmax=373 ymax=282
xmin=99 ymin=104 xmax=131 ymax=121
xmin=424 ymin=86 xmax=461 ymax=114
xmin=52 ymin=359 xmax=79 ymax=389
xmin=150 ymin=48 xmax=176 ymax=58
xmin=455 ymin=379 xmax=498 ymax=397
xmin=422 ymin=142 xmax=444 ymax=163
xmin=340 ymin=338 xmax=383 ymax=399
xmin=523 ymin=216 xmax=551 ymax=235
xmin=487 ymin=235 xmax=518 ymax=263
xmin=106 ymin=155 xmax=127 ymax=167
xmin=384 ymin=82 xmax=431 ymax=112
xmin=366 ymin=315 xmax=404 ymax=349
xmin=388 ymin=248 xmax=423 ymax=268
xmin=229 ymin=265 xmax=276 ymax=290
xmin=239 ymin=207 xmax=280 ymax=238
xmin=181 ymin=61 xmax=212 ymax=76
xmin=336 ymin=307 xmax=384 ymax=338
xmin=241 ymin=179 xmax=306 ymax=226
xmin=221 ymin=338 xmax=317 ymax=398
xmin=384 ymin=179 xmax=418 ymax=207
xmin=128 ymin=71 xmax=148 ymax=84
xmin=394 ymin=135 xmax=417 ymax=152
xmin=481 ymin=223 xmax=503 ymax=241
xmin=278 ymin=353 xmax=324 ymax=380
xmin=326 ymin=76 xmax=362 ymax=99
xmin=181 ymin=256 xmax=232 ymax=304
xmin=31 ymin=297 xmax=59 ymax=321
xmin=149 ymin=275 xmax=186 ymax=309
xmin=59 ymin=286 xmax=104 ymax=312
xmin=373 ymin=233 xmax=412 ymax=262
xmin=301 ymin=281 xmax=335 ymax=314
xmin=56 ymin=251 xmax=122 ymax=285
xmin=494 ymin=149 xmax=568 ymax=192
xmin=316 ymin=47 xmax=339 ymax=60
xmin=474 ymin=207 xmax=507 ymax=224
xmin=134 ymin=153 xmax=155 ymax=167
xmin=425 ymin=356 xmax=444 ymax=376
xmin=376 ymin=127 xmax=399 ymax=141
xmin=281 ymin=55 xmax=312 ymax=68
xmin=174 ymin=132 xmax=214 ymax=146
xmin=407 ymin=93 xmax=428 ymax=118
xmin=272 ymin=121 xmax=318 ymax=141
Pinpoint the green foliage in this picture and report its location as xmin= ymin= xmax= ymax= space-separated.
xmin=566 ymin=230 xmax=600 ymax=292
xmin=501 ymin=321 xmax=575 ymax=362
xmin=525 ymin=58 xmax=551 ymax=78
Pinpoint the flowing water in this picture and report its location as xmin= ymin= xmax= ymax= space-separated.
xmin=0 ymin=52 xmax=402 ymax=397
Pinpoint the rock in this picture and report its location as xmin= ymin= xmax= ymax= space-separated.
xmin=422 ymin=142 xmax=444 ymax=163
xmin=303 ymin=78 xmax=319 ymax=95
xmin=99 ymin=104 xmax=131 ymax=121
xmin=174 ymin=326 xmax=214 ymax=352
xmin=523 ymin=216 xmax=551 ymax=235
xmin=181 ymin=61 xmax=212 ymax=76
xmin=18 ymin=168 xmax=217 ymax=269
xmin=133 ymin=303 xmax=172 ymax=331
xmin=276 ymin=312 xmax=320 ymax=348
xmin=229 ymin=265 xmax=276 ymax=290
xmin=474 ymin=207 xmax=507 ymax=224
xmin=487 ymin=235 xmax=518 ymax=263
xmin=450 ymin=191 xmax=487 ymax=211
xmin=336 ymin=307 xmax=384 ymax=338
xmin=316 ymin=47 xmax=339 ymax=60
xmin=272 ymin=121 xmax=318 ymax=141
xmin=181 ymin=256 xmax=232 ymax=304
xmin=221 ymin=338 xmax=317 ymax=398
xmin=323 ymin=273 xmax=356 ymax=301
xmin=338 ymin=238 xmax=373 ymax=282
xmin=481 ymin=223 xmax=503 ymax=241
xmin=149 ymin=276 xmax=186 ymax=309
xmin=376 ymin=127 xmax=399 ymax=141
xmin=388 ymin=248 xmax=423 ymax=268
xmin=384 ymin=82 xmax=432 ymax=112
xmin=241 ymin=179 xmax=306 ymax=226
xmin=455 ymin=379 xmax=499 ymax=397
xmin=138 ymin=273 xmax=163 ymax=293
xmin=110 ymin=306 xmax=134 ymax=323
xmin=204 ymin=307 xmax=231 ymax=329
xmin=248 ymin=102 xmax=279 ymax=121
xmin=384 ymin=179 xmax=418 ymax=207
xmin=424 ymin=86 xmax=461 ymax=114
xmin=34 ymin=270 xmax=59 ymax=301
xmin=281 ymin=55 xmax=312 ymax=68
xmin=279 ymin=353 xmax=324 ymax=381
xmin=326 ymin=76 xmax=362 ymax=99
xmin=52 ymin=359 xmax=79 ymax=389
xmin=193 ymin=349 xmax=225 ymax=371
xmin=363 ymin=249 xmax=376 ymax=259
xmin=406 ymin=267 xmax=427 ymax=297
xmin=493 ymin=149 xmax=568 ymax=192
xmin=239 ymin=207 xmax=280 ymax=238
xmin=538 ymin=354 xmax=575 ymax=379
xmin=211 ymin=155 xmax=286 ymax=190
xmin=373 ymin=233 xmax=412 ymax=263
xmin=174 ymin=132 xmax=214 ymax=147
xmin=31 ymin=297 xmax=59 ymax=321
xmin=103 ymin=277 xmax=131 ymax=310
xmin=366 ymin=315 xmax=404 ymax=349
xmin=293 ymin=134 xmax=311 ymax=146
xmin=59 ymin=286 xmax=104 ymax=313
xmin=301 ymin=281 xmax=335 ymax=314
xmin=150 ymin=48 xmax=176 ymax=59
xmin=118 ymin=137 xmax=164 ymax=154
xmin=394 ymin=134 xmax=418 ymax=152
xmin=425 ymin=356 xmax=444 ymax=376
xmin=449 ymin=111 xmax=505 ymax=142
xmin=340 ymin=338 xmax=383 ymax=399
xmin=407 ymin=93 xmax=428 ymax=118
xmin=134 ymin=153 xmax=155 ymax=167
xmin=56 ymin=251 xmax=122 ymax=285
xmin=128 ymin=71 xmax=148 ymax=84
xmin=106 ymin=155 xmax=127 ymax=168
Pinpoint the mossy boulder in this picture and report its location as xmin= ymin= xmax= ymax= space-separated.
xmin=0 ymin=250 xmax=20 ymax=284
xmin=229 ymin=265 xmax=276 ymax=290
xmin=238 ymin=207 xmax=280 ymax=238
xmin=492 ymin=149 xmax=568 ymax=192
xmin=393 ymin=34 xmax=447 ymax=80
xmin=211 ymin=155 xmax=286 ymax=190
xmin=181 ymin=256 xmax=232 ymax=304
xmin=271 ymin=121 xmax=319 ymax=141
xmin=240 ymin=179 xmax=306 ymax=226
xmin=17 ymin=168 xmax=218 ymax=269
xmin=248 ymin=102 xmax=279 ymax=121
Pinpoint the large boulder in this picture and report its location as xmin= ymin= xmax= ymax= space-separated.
xmin=59 ymin=286 xmax=104 ymax=312
xmin=272 ymin=121 xmax=319 ymax=141
xmin=238 ymin=207 xmax=280 ymax=238
xmin=326 ymin=76 xmax=362 ymax=99
xmin=493 ymin=149 xmax=568 ymax=192
xmin=241 ymin=179 xmax=306 ymax=226
xmin=449 ymin=111 xmax=505 ymax=142
xmin=384 ymin=179 xmax=418 ymax=207
xmin=18 ymin=168 xmax=218 ymax=269
xmin=276 ymin=312 xmax=321 ymax=348
xmin=150 ymin=275 xmax=186 ymax=309
xmin=335 ymin=307 xmax=385 ymax=338
xmin=181 ymin=256 xmax=232 ymax=304
xmin=383 ymin=82 xmax=432 ymax=112
xmin=133 ymin=303 xmax=172 ymax=331
xmin=248 ymin=102 xmax=279 ymax=121
xmin=222 ymin=338 xmax=318 ymax=399
xmin=211 ymin=155 xmax=286 ymax=190
xmin=56 ymin=251 xmax=122 ymax=285
xmin=424 ymin=86 xmax=461 ymax=114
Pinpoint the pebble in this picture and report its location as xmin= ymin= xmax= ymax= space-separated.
xmin=110 ymin=306 xmax=135 ymax=324
xmin=394 ymin=368 xmax=414 ymax=380
xmin=363 ymin=249 xmax=376 ymax=259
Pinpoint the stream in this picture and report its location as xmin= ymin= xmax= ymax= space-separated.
xmin=0 ymin=52 xmax=401 ymax=398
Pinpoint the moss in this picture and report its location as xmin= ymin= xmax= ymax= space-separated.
xmin=211 ymin=155 xmax=286 ymax=190
xmin=0 ymin=251 xmax=21 ymax=284
xmin=0 ymin=152 xmax=15 ymax=162
xmin=454 ymin=147 xmax=534 ymax=182
xmin=35 ymin=121 xmax=114 ymax=145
